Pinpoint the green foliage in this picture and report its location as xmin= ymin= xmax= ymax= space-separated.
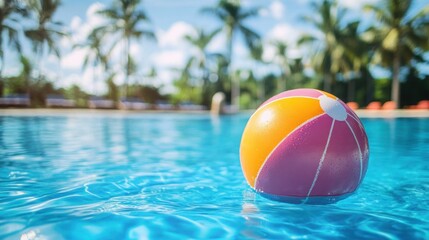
xmin=401 ymin=68 xmax=429 ymax=106
xmin=374 ymin=78 xmax=391 ymax=102
xmin=2 ymin=0 xmax=429 ymax=109
xmin=63 ymin=84 xmax=89 ymax=108
xmin=126 ymin=83 xmax=164 ymax=104
xmin=105 ymin=74 xmax=119 ymax=102
xmin=364 ymin=0 xmax=429 ymax=106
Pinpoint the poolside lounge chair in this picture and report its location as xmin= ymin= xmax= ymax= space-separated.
xmin=46 ymin=94 xmax=75 ymax=108
xmin=155 ymin=100 xmax=175 ymax=110
xmin=178 ymin=101 xmax=206 ymax=111
xmin=416 ymin=100 xmax=429 ymax=110
xmin=346 ymin=102 xmax=359 ymax=110
xmin=0 ymin=94 xmax=30 ymax=107
xmin=381 ymin=101 xmax=397 ymax=110
xmin=119 ymin=98 xmax=151 ymax=110
xmin=88 ymin=97 xmax=116 ymax=109
xmin=366 ymin=101 xmax=381 ymax=110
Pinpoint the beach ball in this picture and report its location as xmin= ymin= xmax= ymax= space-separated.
xmin=240 ymin=89 xmax=369 ymax=204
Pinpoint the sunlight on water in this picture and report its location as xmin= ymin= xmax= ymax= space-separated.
xmin=0 ymin=114 xmax=428 ymax=239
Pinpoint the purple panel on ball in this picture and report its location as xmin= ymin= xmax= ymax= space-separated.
xmin=260 ymin=89 xmax=323 ymax=107
xmin=255 ymin=113 xmax=332 ymax=197
xmin=308 ymin=120 xmax=361 ymax=196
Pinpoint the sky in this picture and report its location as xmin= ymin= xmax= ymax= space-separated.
xmin=4 ymin=0 xmax=429 ymax=95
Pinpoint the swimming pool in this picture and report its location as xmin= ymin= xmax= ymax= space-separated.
xmin=1 ymin=113 xmax=428 ymax=239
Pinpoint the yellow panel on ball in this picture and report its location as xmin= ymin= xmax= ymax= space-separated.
xmin=240 ymin=97 xmax=324 ymax=187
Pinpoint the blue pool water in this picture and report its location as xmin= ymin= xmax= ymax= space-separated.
xmin=1 ymin=113 xmax=428 ymax=239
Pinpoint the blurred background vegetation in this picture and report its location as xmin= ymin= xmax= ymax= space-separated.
xmin=0 ymin=0 xmax=428 ymax=109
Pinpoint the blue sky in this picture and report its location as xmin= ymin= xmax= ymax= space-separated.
xmin=4 ymin=0 xmax=429 ymax=94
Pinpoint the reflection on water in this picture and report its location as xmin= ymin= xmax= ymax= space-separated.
xmin=0 ymin=115 xmax=428 ymax=239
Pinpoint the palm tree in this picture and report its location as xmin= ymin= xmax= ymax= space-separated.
xmin=184 ymin=28 xmax=219 ymax=106
xmin=0 ymin=0 xmax=28 ymax=95
xmin=202 ymin=0 xmax=260 ymax=108
xmin=25 ymin=0 xmax=65 ymax=77
xmin=340 ymin=21 xmax=376 ymax=104
xmin=96 ymin=0 xmax=155 ymax=100
xmin=364 ymin=0 xmax=429 ymax=107
xmin=74 ymin=30 xmax=108 ymax=95
xmin=249 ymin=42 xmax=267 ymax=103
xmin=298 ymin=0 xmax=352 ymax=93
xmin=270 ymin=40 xmax=293 ymax=93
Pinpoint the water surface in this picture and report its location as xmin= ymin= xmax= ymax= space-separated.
xmin=1 ymin=114 xmax=428 ymax=239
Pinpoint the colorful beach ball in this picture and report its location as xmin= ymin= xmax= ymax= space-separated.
xmin=240 ymin=89 xmax=369 ymax=204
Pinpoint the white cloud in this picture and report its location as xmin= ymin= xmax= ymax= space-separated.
xmin=70 ymin=16 xmax=82 ymax=31
xmin=58 ymin=65 xmax=107 ymax=94
xmin=61 ymin=48 xmax=86 ymax=70
xmin=86 ymin=2 xmax=106 ymax=26
xmin=262 ymin=23 xmax=304 ymax=62
xmin=152 ymin=50 xmax=188 ymax=69
xmin=156 ymin=21 xmax=196 ymax=49
xmin=270 ymin=1 xmax=285 ymax=19
xmin=259 ymin=0 xmax=285 ymax=20
xmin=340 ymin=0 xmax=379 ymax=10
xmin=265 ymin=23 xmax=303 ymax=44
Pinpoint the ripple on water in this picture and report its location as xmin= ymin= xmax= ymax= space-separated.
xmin=0 ymin=115 xmax=428 ymax=239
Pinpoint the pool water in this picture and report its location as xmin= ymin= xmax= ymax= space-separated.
xmin=1 ymin=114 xmax=428 ymax=239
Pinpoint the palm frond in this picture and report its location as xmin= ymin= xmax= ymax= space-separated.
xmin=363 ymin=4 xmax=393 ymax=26
xmin=141 ymin=30 xmax=156 ymax=40
xmin=297 ymin=35 xmax=318 ymax=45
xmin=238 ymin=7 xmax=260 ymax=20
xmin=200 ymin=7 xmax=227 ymax=21
xmin=238 ymin=25 xmax=260 ymax=50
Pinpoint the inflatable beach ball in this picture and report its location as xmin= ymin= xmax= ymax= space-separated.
xmin=240 ymin=89 xmax=369 ymax=204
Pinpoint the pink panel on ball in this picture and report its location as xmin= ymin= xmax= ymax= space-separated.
xmin=345 ymin=114 xmax=369 ymax=183
xmin=255 ymin=113 xmax=332 ymax=197
xmin=309 ymin=120 xmax=362 ymax=196
xmin=260 ymin=89 xmax=323 ymax=107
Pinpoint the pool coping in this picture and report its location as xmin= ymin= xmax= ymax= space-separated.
xmin=0 ymin=108 xmax=429 ymax=118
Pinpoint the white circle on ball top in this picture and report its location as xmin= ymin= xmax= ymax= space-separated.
xmin=318 ymin=95 xmax=347 ymax=121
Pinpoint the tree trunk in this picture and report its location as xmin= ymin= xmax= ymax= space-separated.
xmin=0 ymin=25 xmax=4 ymax=97
xmin=323 ymin=72 xmax=332 ymax=93
xmin=347 ymin=77 xmax=355 ymax=102
xmin=363 ymin=67 xmax=373 ymax=105
xmin=259 ymin=77 xmax=265 ymax=103
xmin=93 ymin=61 xmax=97 ymax=96
xmin=202 ymin=67 xmax=210 ymax=107
xmin=226 ymin=27 xmax=239 ymax=110
xmin=277 ymin=72 xmax=287 ymax=93
xmin=281 ymin=60 xmax=290 ymax=92
xmin=231 ymin=73 xmax=240 ymax=110
xmin=392 ymin=53 xmax=400 ymax=107
xmin=124 ymin=37 xmax=130 ymax=100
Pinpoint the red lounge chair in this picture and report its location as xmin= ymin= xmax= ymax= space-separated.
xmin=366 ymin=101 xmax=381 ymax=110
xmin=382 ymin=101 xmax=397 ymax=110
xmin=346 ymin=102 xmax=359 ymax=110
xmin=416 ymin=100 xmax=429 ymax=110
